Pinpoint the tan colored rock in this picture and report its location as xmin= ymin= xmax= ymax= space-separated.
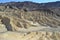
xmin=0 ymin=32 xmax=60 ymax=40
xmin=0 ymin=5 xmax=60 ymax=40
xmin=0 ymin=24 xmax=7 ymax=32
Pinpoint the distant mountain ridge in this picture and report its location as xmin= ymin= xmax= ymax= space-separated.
xmin=0 ymin=1 xmax=60 ymax=8
xmin=0 ymin=1 xmax=60 ymax=15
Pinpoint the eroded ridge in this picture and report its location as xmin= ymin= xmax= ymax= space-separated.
xmin=0 ymin=6 xmax=60 ymax=32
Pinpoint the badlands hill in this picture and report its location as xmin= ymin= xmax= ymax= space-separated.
xmin=0 ymin=1 xmax=60 ymax=40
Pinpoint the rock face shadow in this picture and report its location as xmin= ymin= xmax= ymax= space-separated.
xmin=1 ymin=17 xmax=12 ymax=31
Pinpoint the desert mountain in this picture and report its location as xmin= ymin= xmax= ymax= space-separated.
xmin=0 ymin=1 xmax=60 ymax=15
xmin=0 ymin=1 xmax=60 ymax=40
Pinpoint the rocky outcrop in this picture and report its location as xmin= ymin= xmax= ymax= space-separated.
xmin=0 ymin=24 xmax=7 ymax=32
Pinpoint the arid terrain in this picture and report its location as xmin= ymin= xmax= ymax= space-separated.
xmin=0 ymin=1 xmax=60 ymax=40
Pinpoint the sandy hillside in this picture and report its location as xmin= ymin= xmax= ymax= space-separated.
xmin=0 ymin=3 xmax=60 ymax=40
